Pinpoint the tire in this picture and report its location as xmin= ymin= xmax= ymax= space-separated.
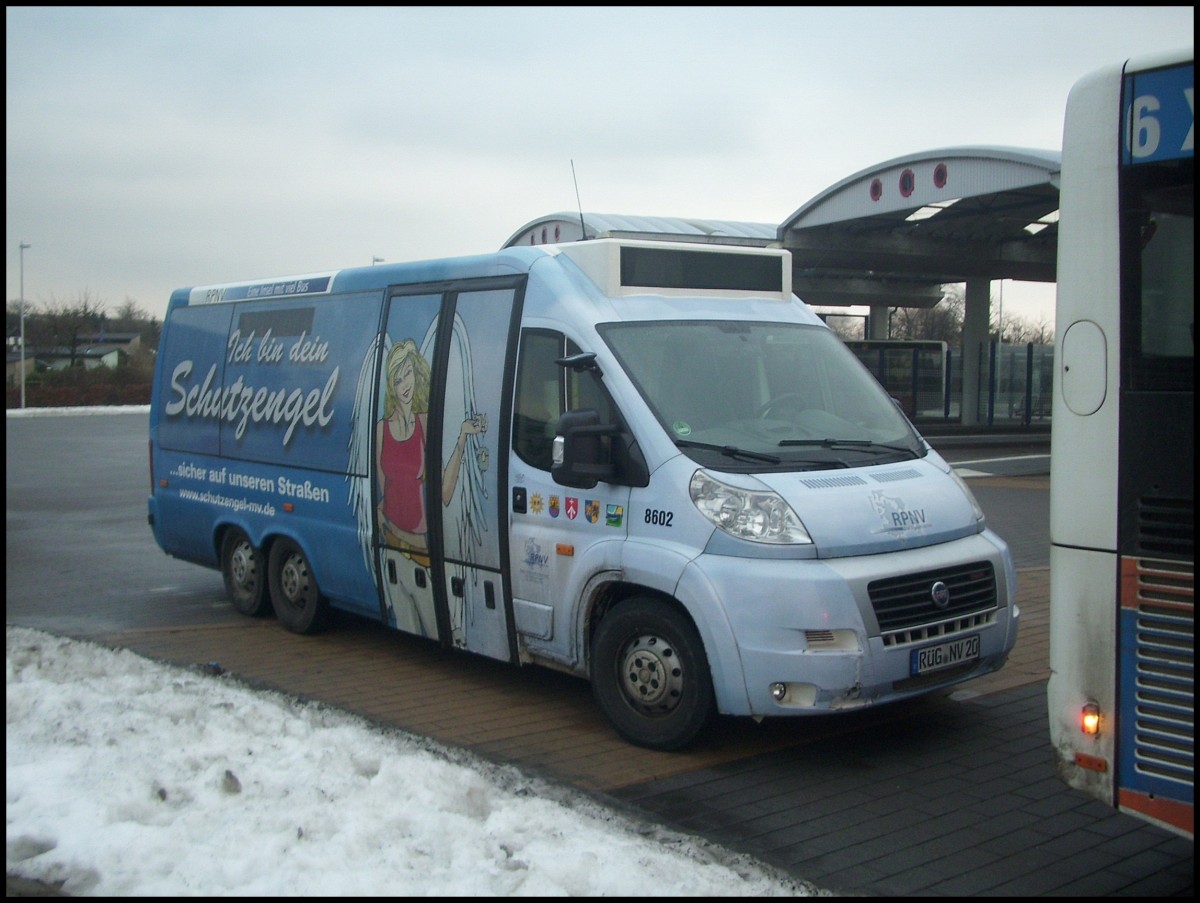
xmin=590 ymin=597 xmax=715 ymax=751
xmin=268 ymin=538 xmax=327 ymax=634
xmin=220 ymin=528 xmax=270 ymax=617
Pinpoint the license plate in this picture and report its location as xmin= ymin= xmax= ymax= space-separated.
xmin=910 ymin=634 xmax=980 ymax=675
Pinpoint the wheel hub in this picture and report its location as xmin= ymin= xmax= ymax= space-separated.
xmin=618 ymin=635 xmax=683 ymax=711
xmin=230 ymin=543 xmax=253 ymax=587
xmin=280 ymin=555 xmax=309 ymax=606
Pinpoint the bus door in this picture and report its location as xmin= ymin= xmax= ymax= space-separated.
xmin=375 ymin=281 xmax=522 ymax=663
xmin=508 ymin=329 xmax=635 ymax=668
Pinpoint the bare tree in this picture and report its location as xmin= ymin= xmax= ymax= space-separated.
xmin=37 ymin=290 xmax=109 ymax=368
xmin=113 ymin=297 xmax=148 ymax=324
xmin=879 ymin=285 xmax=1055 ymax=346
xmin=886 ymin=287 xmax=966 ymax=345
xmin=823 ymin=314 xmax=868 ymax=341
xmin=994 ymin=311 xmax=1055 ymax=344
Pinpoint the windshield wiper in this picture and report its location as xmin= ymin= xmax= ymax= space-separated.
xmin=778 ymin=438 xmax=917 ymax=457
xmin=675 ymin=439 xmax=781 ymax=464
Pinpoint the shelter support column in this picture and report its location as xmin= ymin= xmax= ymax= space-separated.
xmin=960 ymin=278 xmax=992 ymax=426
xmin=868 ymin=303 xmax=890 ymax=340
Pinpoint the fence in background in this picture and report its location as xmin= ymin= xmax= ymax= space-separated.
xmin=850 ymin=340 xmax=1054 ymax=427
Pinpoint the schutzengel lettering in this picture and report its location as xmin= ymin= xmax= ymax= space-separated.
xmin=164 ymin=360 xmax=338 ymax=445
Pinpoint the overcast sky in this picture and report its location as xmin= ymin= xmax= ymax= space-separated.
xmin=5 ymin=6 xmax=1194 ymax=325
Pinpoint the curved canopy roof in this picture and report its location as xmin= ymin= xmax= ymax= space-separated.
xmin=778 ymin=147 xmax=1061 ymax=306
xmin=503 ymin=147 xmax=1062 ymax=308
xmin=501 ymin=212 xmax=778 ymax=250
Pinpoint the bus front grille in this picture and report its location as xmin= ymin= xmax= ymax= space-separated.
xmin=869 ymin=561 xmax=997 ymax=635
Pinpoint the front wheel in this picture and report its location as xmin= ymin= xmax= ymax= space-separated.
xmin=590 ymin=598 xmax=715 ymax=751
xmin=221 ymin=528 xmax=270 ymax=617
xmin=268 ymin=538 xmax=327 ymax=634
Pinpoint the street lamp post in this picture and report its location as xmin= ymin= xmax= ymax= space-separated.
xmin=19 ymin=242 xmax=30 ymax=409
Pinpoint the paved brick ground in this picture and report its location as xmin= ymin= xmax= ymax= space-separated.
xmin=71 ymin=565 xmax=1191 ymax=897
xmin=82 ymin=571 xmax=1049 ymax=791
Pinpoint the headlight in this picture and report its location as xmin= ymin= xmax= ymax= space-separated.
xmin=689 ymin=470 xmax=812 ymax=545
xmin=948 ymin=466 xmax=986 ymax=524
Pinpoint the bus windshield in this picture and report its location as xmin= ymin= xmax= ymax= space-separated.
xmin=599 ymin=320 xmax=924 ymax=469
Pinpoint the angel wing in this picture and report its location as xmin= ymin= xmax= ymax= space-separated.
xmin=421 ymin=312 xmax=489 ymax=565
xmin=347 ymin=332 xmax=387 ymax=583
xmin=421 ymin=313 xmax=491 ymax=645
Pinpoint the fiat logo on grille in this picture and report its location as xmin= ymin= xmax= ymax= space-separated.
xmin=930 ymin=581 xmax=951 ymax=608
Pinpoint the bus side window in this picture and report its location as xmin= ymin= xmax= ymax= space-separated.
xmin=514 ymin=328 xmax=634 ymax=477
xmin=513 ymin=330 xmax=563 ymax=472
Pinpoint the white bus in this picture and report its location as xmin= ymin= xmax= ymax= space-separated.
xmin=1047 ymin=48 xmax=1194 ymax=839
xmin=148 ymin=238 xmax=1020 ymax=751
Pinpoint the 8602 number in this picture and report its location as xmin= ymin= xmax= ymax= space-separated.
xmin=644 ymin=508 xmax=673 ymax=526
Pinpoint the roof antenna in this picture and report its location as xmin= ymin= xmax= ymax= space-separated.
xmin=571 ymin=159 xmax=588 ymax=241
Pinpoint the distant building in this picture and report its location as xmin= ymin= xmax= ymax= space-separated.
xmin=37 ymin=344 xmax=129 ymax=372
xmin=5 ymin=350 xmax=35 ymax=388
xmin=7 ymin=331 xmax=142 ymax=375
xmin=75 ymin=331 xmax=143 ymax=353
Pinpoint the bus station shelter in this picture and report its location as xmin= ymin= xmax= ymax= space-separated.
xmin=503 ymin=146 xmax=1062 ymax=426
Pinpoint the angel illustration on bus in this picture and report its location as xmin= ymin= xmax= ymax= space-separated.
xmin=348 ymin=294 xmax=494 ymax=645
xmin=375 ymin=337 xmax=486 ymax=566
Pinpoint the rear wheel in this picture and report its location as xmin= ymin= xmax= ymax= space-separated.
xmin=590 ymin=597 xmax=714 ymax=751
xmin=220 ymin=528 xmax=270 ymax=617
xmin=268 ymin=538 xmax=326 ymax=634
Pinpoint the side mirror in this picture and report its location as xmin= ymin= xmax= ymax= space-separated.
xmin=551 ymin=409 xmax=618 ymax=489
